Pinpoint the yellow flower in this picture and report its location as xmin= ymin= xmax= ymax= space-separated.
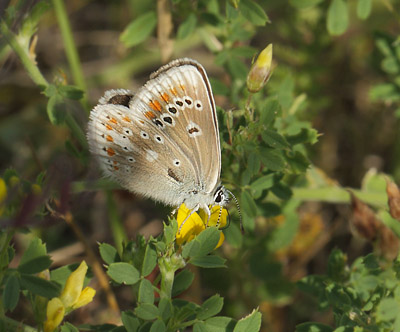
xmin=60 ymin=261 xmax=89 ymax=309
xmin=44 ymin=261 xmax=96 ymax=332
xmin=44 ymin=298 xmax=65 ymax=332
xmin=71 ymin=286 xmax=96 ymax=310
xmin=247 ymin=44 xmax=273 ymax=93
xmin=0 ymin=178 xmax=7 ymax=215
xmin=176 ymin=204 xmax=227 ymax=248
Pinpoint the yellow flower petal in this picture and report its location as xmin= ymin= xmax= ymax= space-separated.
xmin=198 ymin=206 xmax=228 ymax=228
xmin=60 ymin=261 xmax=87 ymax=309
xmin=176 ymin=203 xmax=205 ymax=245
xmin=71 ymin=286 xmax=96 ymax=309
xmin=44 ymin=297 xmax=65 ymax=332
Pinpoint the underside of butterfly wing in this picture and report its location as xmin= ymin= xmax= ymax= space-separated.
xmin=87 ymin=59 xmax=221 ymax=210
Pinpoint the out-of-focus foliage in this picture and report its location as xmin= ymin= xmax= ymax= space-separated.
xmin=1 ymin=0 xmax=400 ymax=331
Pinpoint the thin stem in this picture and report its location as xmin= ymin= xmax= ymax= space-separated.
xmin=106 ymin=191 xmax=128 ymax=256
xmin=0 ymin=21 xmax=48 ymax=88
xmin=52 ymin=0 xmax=89 ymax=111
xmin=65 ymin=113 xmax=88 ymax=150
xmin=292 ymin=187 xmax=388 ymax=208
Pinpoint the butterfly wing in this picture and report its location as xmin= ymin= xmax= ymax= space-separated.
xmin=87 ymin=59 xmax=221 ymax=208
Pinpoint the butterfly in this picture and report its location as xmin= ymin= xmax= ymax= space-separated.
xmin=87 ymin=58 xmax=235 ymax=229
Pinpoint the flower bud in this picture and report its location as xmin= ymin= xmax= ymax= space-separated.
xmin=386 ymin=180 xmax=400 ymax=221
xmin=247 ymin=44 xmax=273 ymax=93
xmin=0 ymin=178 xmax=7 ymax=216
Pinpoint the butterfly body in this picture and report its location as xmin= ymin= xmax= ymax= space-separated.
xmin=87 ymin=58 xmax=228 ymax=214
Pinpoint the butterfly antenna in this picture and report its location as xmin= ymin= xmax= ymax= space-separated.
xmin=226 ymin=189 xmax=244 ymax=234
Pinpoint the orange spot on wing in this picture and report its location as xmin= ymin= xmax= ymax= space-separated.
xmin=149 ymin=100 xmax=162 ymax=112
xmin=114 ymin=166 xmax=119 ymax=170
xmin=110 ymin=118 xmax=117 ymax=124
xmin=170 ymin=87 xmax=177 ymax=96
xmin=113 ymin=160 xmax=118 ymax=165
xmin=123 ymin=116 xmax=131 ymax=122
xmin=106 ymin=124 xmax=113 ymax=130
xmin=106 ymin=135 xmax=114 ymax=142
xmin=139 ymin=120 xmax=145 ymax=124
xmin=179 ymin=84 xmax=185 ymax=91
xmin=161 ymin=93 xmax=170 ymax=103
xmin=107 ymin=148 xmax=115 ymax=156
xmin=145 ymin=111 xmax=156 ymax=120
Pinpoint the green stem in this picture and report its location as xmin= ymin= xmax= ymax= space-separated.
xmin=65 ymin=113 xmax=88 ymax=150
xmin=292 ymin=187 xmax=388 ymax=208
xmin=0 ymin=21 xmax=48 ymax=88
xmin=106 ymin=191 xmax=128 ymax=256
xmin=52 ymin=0 xmax=89 ymax=111
xmin=0 ymin=315 xmax=38 ymax=332
xmin=158 ymin=257 xmax=175 ymax=300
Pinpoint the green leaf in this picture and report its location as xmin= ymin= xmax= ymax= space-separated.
xmin=356 ymin=0 xmax=372 ymax=20
xmin=121 ymin=311 xmax=140 ymax=332
xmin=183 ymin=227 xmax=221 ymax=258
xmin=194 ymin=322 xmax=208 ymax=332
xmin=210 ymin=78 xmax=230 ymax=96
xmin=99 ymin=243 xmax=119 ymax=265
xmin=233 ymin=309 xmax=262 ymax=332
xmin=141 ymin=243 xmax=157 ymax=277
xmin=3 ymin=274 xmax=20 ymax=311
xmin=197 ymin=294 xmax=224 ymax=320
xmin=134 ymin=303 xmax=159 ymax=321
xmin=241 ymin=190 xmax=257 ymax=218
xmin=18 ymin=255 xmax=52 ymax=274
xmin=259 ymin=148 xmax=285 ymax=171
xmin=19 ymin=274 xmax=61 ymax=298
xmin=227 ymin=57 xmax=248 ymax=80
xmin=138 ymin=278 xmax=155 ymax=304
xmin=271 ymin=182 xmax=293 ymax=200
xmin=247 ymin=152 xmax=261 ymax=178
xmin=19 ymin=238 xmax=47 ymax=265
xmin=120 ymin=11 xmax=157 ymax=47
xmin=47 ymin=94 xmax=67 ymax=125
xmin=296 ymin=322 xmax=334 ymax=332
xmin=150 ymin=319 xmax=166 ymax=332
xmin=172 ymin=269 xmax=194 ymax=297
xmin=239 ymin=0 xmax=270 ymax=26
xmin=377 ymin=297 xmax=400 ymax=322
xmin=327 ymin=0 xmax=349 ymax=36
xmin=260 ymin=99 xmax=281 ymax=127
xmin=107 ymin=263 xmax=140 ymax=285
xmin=190 ymin=255 xmax=226 ymax=268
xmin=158 ymin=298 xmax=173 ymax=321
xmin=289 ymin=0 xmax=324 ymax=9
xmin=261 ymin=130 xmax=289 ymax=149
xmin=205 ymin=316 xmax=236 ymax=332
xmin=59 ymin=85 xmax=84 ymax=100
xmin=60 ymin=323 xmax=79 ymax=332
xmin=327 ymin=249 xmax=347 ymax=282
xmin=164 ymin=220 xmax=178 ymax=245
xmin=177 ymin=13 xmax=197 ymax=39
